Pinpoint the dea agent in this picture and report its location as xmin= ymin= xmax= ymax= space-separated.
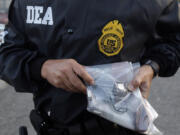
xmin=0 ymin=0 xmax=180 ymax=135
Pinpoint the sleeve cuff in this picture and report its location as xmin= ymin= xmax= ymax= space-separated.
xmin=29 ymin=57 xmax=48 ymax=81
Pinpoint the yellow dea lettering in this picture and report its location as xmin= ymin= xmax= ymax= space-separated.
xmin=98 ymin=20 xmax=124 ymax=56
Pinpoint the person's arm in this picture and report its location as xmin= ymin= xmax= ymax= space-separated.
xmin=129 ymin=0 xmax=180 ymax=98
xmin=0 ymin=0 xmax=48 ymax=93
xmin=140 ymin=0 xmax=180 ymax=77
xmin=0 ymin=0 xmax=93 ymax=93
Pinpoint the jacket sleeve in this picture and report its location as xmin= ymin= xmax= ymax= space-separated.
xmin=0 ymin=0 xmax=48 ymax=93
xmin=141 ymin=0 xmax=180 ymax=77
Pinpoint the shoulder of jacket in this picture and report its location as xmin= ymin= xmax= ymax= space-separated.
xmin=8 ymin=0 xmax=27 ymax=22
xmin=10 ymin=0 xmax=27 ymax=8
xmin=154 ymin=0 xmax=175 ymax=9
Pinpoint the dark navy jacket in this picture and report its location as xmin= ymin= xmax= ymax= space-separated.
xmin=0 ymin=0 xmax=180 ymax=125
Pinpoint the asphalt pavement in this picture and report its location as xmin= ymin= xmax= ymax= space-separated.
xmin=0 ymin=70 xmax=180 ymax=135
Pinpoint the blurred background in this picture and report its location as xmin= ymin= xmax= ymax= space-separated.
xmin=0 ymin=0 xmax=9 ymax=24
xmin=0 ymin=0 xmax=180 ymax=135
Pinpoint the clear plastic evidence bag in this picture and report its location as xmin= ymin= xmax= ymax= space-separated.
xmin=85 ymin=62 xmax=162 ymax=135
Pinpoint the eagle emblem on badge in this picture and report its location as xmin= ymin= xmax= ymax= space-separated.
xmin=98 ymin=20 xmax=124 ymax=56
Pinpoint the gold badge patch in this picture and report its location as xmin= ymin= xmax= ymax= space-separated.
xmin=98 ymin=20 xmax=124 ymax=56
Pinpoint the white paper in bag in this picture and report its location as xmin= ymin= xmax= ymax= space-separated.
xmin=86 ymin=62 xmax=162 ymax=135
